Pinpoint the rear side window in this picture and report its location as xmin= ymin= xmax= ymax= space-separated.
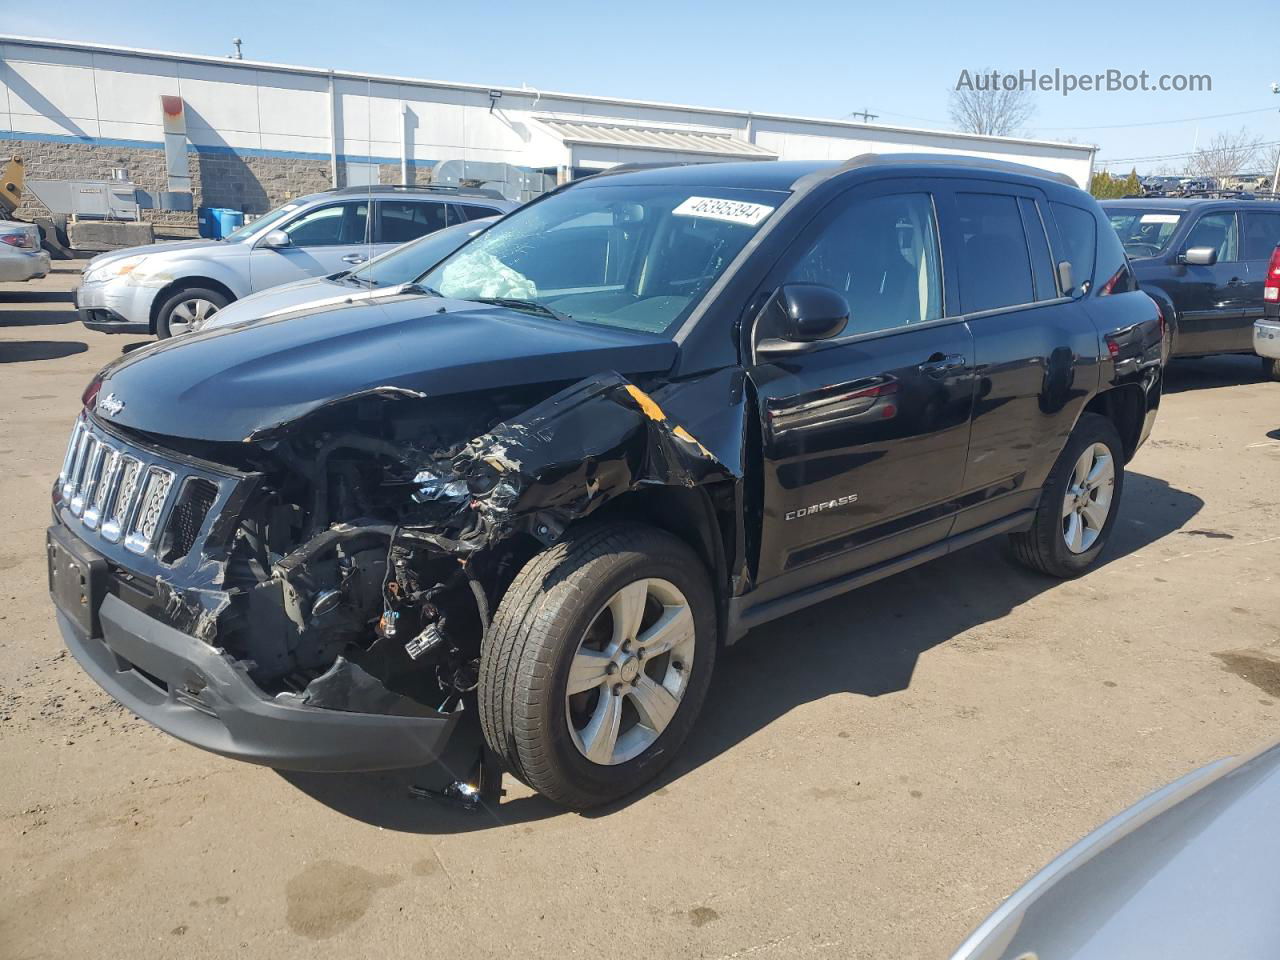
xmin=1049 ymin=202 xmax=1097 ymax=295
xmin=784 ymin=191 xmax=943 ymax=335
xmin=1242 ymin=211 xmax=1280 ymax=260
xmin=456 ymin=203 xmax=501 ymax=221
xmin=1019 ymin=198 xmax=1059 ymax=301
xmin=955 ymin=193 xmax=1034 ymax=313
xmin=377 ymin=200 xmax=448 ymax=244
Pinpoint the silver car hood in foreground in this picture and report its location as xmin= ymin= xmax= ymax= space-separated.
xmin=950 ymin=738 xmax=1280 ymax=960
xmin=197 ymin=275 xmax=347 ymax=330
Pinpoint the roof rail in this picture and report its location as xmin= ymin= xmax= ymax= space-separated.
xmin=571 ymin=161 xmax=701 ymax=183
xmin=325 ymin=183 xmax=508 ymax=201
xmin=789 ymin=152 xmax=1079 ymax=194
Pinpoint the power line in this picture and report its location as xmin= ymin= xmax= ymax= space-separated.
xmin=1096 ymin=138 xmax=1280 ymax=166
xmin=1038 ymin=106 xmax=1279 ymax=132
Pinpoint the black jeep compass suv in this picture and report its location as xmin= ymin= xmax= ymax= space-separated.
xmin=48 ymin=156 xmax=1163 ymax=808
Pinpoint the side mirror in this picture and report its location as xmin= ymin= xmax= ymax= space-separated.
xmin=1057 ymin=260 xmax=1076 ymax=297
xmin=1181 ymin=246 xmax=1217 ymax=266
xmin=260 ymin=229 xmax=291 ymax=249
xmin=755 ymin=284 xmax=850 ymax=358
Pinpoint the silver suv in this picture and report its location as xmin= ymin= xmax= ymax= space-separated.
xmin=75 ymin=185 xmax=513 ymax=337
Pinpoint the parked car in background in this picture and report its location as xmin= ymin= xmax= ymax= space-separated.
xmin=0 ymin=220 xmax=51 ymax=282
xmin=948 ymin=737 xmax=1280 ymax=960
xmin=49 ymin=156 xmax=1162 ymax=809
xmin=74 ymin=185 xmax=514 ymax=338
xmin=1104 ymin=197 xmax=1280 ymax=372
xmin=1255 ymin=243 xmax=1280 ymax=380
xmin=1141 ymin=175 xmax=1182 ymax=197
xmin=193 ymin=216 xmax=497 ymax=333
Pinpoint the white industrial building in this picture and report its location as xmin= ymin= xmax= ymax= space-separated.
xmin=0 ymin=34 xmax=1096 ymax=220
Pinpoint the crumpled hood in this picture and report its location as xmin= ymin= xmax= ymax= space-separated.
xmin=92 ymin=295 xmax=679 ymax=442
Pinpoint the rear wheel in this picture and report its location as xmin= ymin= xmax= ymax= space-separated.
xmin=1009 ymin=413 xmax=1125 ymax=578
xmin=479 ymin=523 xmax=716 ymax=809
xmin=155 ymin=286 xmax=228 ymax=338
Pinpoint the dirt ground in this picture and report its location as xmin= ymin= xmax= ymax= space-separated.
xmin=2 ymin=263 xmax=1278 ymax=960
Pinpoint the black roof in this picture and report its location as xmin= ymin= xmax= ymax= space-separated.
xmin=325 ymin=183 xmax=509 ymax=201
xmin=1102 ymin=196 xmax=1275 ymax=210
xmin=576 ymin=154 xmax=1081 ymax=195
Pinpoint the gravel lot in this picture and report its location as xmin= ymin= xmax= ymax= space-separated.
xmin=2 ymin=262 xmax=1278 ymax=960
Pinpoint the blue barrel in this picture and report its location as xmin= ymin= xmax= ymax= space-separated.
xmin=197 ymin=206 xmax=222 ymax=239
xmin=217 ymin=209 xmax=245 ymax=236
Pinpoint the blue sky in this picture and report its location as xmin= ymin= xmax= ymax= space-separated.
xmin=9 ymin=0 xmax=1280 ymax=173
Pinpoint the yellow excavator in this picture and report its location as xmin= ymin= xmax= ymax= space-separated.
xmin=1 ymin=156 xmax=24 ymax=220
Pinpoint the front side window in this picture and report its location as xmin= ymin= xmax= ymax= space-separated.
xmin=955 ymin=193 xmax=1035 ymax=313
xmin=421 ymin=184 xmax=782 ymax=336
xmin=1104 ymin=207 xmax=1183 ymax=258
xmin=1182 ymin=211 xmax=1238 ymax=261
xmin=377 ymin=200 xmax=448 ymax=244
xmin=1051 ymin=202 xmax=1098 ymax=294
xmin=1242 ymin=211 xmax=1280 ymax=261
xmin=783 ymin=192 xmax=942 ymax=335
xmin=223 ymin=202 xmax=299 ymax=243
xmin=282 ymin=202 xmax=368 ymax=247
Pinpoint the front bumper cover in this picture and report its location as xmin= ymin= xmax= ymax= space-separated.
xmin=53 ymin=527 xmax=458 ymax=773
xmin=75 ymin=279 xmax=157 ymax=333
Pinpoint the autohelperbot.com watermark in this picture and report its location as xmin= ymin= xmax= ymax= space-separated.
xmin=956 ymin=68 xmax=1212 ymax=96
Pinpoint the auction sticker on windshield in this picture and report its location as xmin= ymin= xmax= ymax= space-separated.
xmin=1140 ymin=213 xmax=1180 ymax=224
xmin=673 ymin=196 xmax=774 ymax=226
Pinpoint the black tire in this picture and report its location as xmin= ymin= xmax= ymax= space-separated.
xmin=479 ymin=522 xmax=716 ymax=809
xmin=1262 ymin=355 xmax=1280 ymax=382
xmin=155 ymin=286 xmax=229 ymax=339
xmin=1009 ymin=413 xmax=1125 ymax=579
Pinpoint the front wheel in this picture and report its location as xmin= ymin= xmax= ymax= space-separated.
xmin=155 ymin=286 xmax=229 ymax=338
xmin=479 ymin=523 xmax=716 ymax=809
xmin=1009 ymin=413 xmax=1125 ymax=578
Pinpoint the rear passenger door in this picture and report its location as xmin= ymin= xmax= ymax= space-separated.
xmin=1242 ymin=210 xmax=1280 ymax=330
xmin=943 ymin=185 xmax=1099 ymax=535
xmin=747 ymin=181 xmax=976 ymax=599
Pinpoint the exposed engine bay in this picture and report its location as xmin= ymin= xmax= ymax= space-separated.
xmin=139 ymin=372 xmax=737 ymax=724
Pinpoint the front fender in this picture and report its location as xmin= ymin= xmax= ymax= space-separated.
xmin=129 ymin=255 xmax=253 ymax=302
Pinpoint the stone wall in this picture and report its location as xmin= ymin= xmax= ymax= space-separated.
xmin=1 ymin=138 xmax=335 ymax=232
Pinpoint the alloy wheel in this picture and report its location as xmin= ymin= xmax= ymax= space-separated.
xmin=1062 ymin=441 xmax=1115 ymax=554
xmin=565 ymin=578 xmax=696 ymax=766
xmin=167 ymin=297 xmax=219 ymax=335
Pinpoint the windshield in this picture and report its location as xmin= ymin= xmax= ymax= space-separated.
xmin=1105 ymin=207 xmax=1184 ymax=258
xmin=351 ymin=218 xmax=494 ymax=286
xmin=222 ymin=201 xmax=303 ymax=243
xmin=420 ymin=184 xmax=783 ymax=336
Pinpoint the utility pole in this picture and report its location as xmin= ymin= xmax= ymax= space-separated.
xmin=844 ymin=108 xmax=879 ymax=123
xmin=1272 ymin=83 xmax=1280 ymax=193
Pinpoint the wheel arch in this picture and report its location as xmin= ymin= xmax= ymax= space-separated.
xmin=148 ymin=276 xmax=238 ymax=331
xmin=582 ymin=484 xmax=734 ymax=643
xmin=1082 ymin=384 xmax=1146 ymax=463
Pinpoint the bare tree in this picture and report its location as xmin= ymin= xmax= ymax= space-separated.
xmin=1262 ymin=143 xmax=1280 ymax=192
xmin=949 ymin=71 xmax=1036 ymax=137
xmin=1189 ymin=128 xmax=1261 ymax=181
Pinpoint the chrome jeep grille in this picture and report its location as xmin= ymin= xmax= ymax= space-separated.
xmin=58 ymin=417 xmax=233 ymax=565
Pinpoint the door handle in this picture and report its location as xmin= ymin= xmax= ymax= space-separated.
xmin=341 ymin=254 xmax=367 ymax=264
xmin=918 ymin=352 xmax=966 ymax=377
xmin=1226 ymin=277 xmax=1246 ymax=286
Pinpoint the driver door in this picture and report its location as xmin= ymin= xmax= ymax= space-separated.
xmin=1173 ymin=210 xmax=1249 ymax=355
xmin=745 ymin=181 xmax=976 ymax=602
xmin=249 ymin=200 xmax=370 ymax=292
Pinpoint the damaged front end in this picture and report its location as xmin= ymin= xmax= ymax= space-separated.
xmin=54 ymin=371 xmax=739 ymax=772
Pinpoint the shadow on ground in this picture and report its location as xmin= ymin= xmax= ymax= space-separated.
xmin=0 ymin=340 xmax=87 ymax=362
xmin=281 ymin=472 xmax=1202 ymax=833
xmin=1163 ymin=355 xmax=1267 ymax=394
xmin=0 ymin=290 xmax=73 ymax=305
